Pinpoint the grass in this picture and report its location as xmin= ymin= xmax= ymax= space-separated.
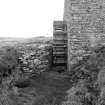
xmin=8 ymin=72 xmax=72 ymax=105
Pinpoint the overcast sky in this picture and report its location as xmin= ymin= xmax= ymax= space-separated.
xmin=0 ymin=0 xmax=64 ymax=38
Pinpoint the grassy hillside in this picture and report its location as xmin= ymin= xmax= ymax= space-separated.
xmin=1 ymin=37 xmax=105 ymax=105
xmin=0 ymin=36 xmax=53 ymax=105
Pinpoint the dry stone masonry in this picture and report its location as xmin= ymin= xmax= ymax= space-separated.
xmin=18 ymin=44 xmax=52 ymax=73
xmin=64 ymin=0 xmax=105 ymax=70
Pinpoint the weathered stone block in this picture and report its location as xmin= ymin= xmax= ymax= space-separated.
xmin=64 ymin=0 xmax=105 ymax=70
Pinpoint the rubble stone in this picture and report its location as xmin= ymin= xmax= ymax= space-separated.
xmin=18 ymin=44 xmax=52 ymax=73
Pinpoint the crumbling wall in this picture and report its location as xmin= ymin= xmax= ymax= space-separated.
xmin=64 ymin=0 xmax=105 ymax=70
xmin=19 ymin=44 xmax=52 ymax=73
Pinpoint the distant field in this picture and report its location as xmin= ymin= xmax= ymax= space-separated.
xmin=0 ymin=37 xmax=52 ymax=47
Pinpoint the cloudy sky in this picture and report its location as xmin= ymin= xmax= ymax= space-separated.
xmin=0 ymin=0 xmax=64 ymax=37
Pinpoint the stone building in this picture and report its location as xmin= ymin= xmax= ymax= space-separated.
xmin=64 ymin=0 xmax=105 ymax=70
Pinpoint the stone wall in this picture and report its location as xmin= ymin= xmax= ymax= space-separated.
xmin=64 ymin=0 xmax=105 ymax=70
xmin=18 ymin=44 xmax=52 ymax=74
